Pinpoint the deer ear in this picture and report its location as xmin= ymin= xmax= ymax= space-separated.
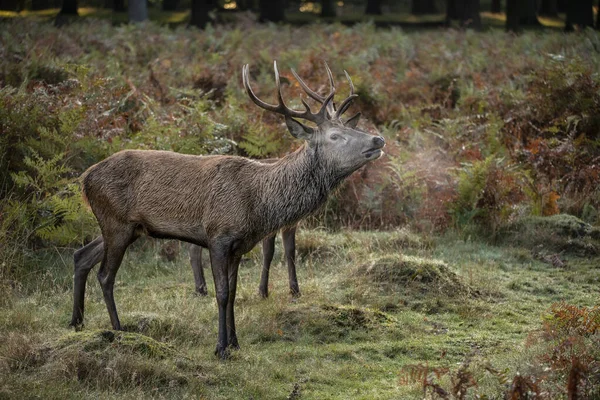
xmin=344 ymin=112 xmax=361 ymax=129
xmin=285 ymin=117 xmax=315 ymax=140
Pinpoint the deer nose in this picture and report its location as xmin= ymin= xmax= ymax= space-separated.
xmin=372 ymin=136 xmax=385 ymax=148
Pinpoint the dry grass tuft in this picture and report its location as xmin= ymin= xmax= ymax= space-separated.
xmin=354 ymin=254 xmax=473 ymax=297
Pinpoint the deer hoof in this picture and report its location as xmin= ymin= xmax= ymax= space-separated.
xmin=228 ymin=338 xmax=240 ymax=350
xmin=69 ymin=319 xmax=84 ymax=331
xmin=215 ymin=345 xmax=230 ymax=360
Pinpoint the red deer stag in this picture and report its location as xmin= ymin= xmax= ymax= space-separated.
xmin=70 ymin=61 xmax=385 ymax=358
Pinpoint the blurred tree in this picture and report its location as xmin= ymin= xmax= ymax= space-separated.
xmin=0 ymin=0 xmax=21 ymax=11
xmin=506 ymin=0 xmax=539 ymax=31
xmin=129 ymin=0 xmax=148 ymax=22
xmin=58 ymin=0 xmax=77 ymax=15
xmin=259 ymin=0 xmax=284 ymax=21
xmin=321 ymin=0 xmax=336 ymax=17
xmin=191 ymin=0 xmax=213 ymax=27
xmin=412 ymin=0 xmax=437 ymax=14
xmin=31 ymin=0 xmax=49 ymax=10
xmin=55 ymin=0 xmax=78 ymax=26
xmin=104 ymin=0 xmax=125 ymax=11
xmin=490 ymin=0 xmax=500 ymax=13
xmin=565 ymin=0 xmax=593 ymax=31
xmin=539 ymin=0 xmax=558 ymax=17
xmin=446 ymin=0 xmax=481 ymax=29
xmin=365 ymin=0 xmax=382 ymax=15
xmin=163 ymin=0 xmax=179 ymax=11
xmin=236 ymin=0 xmax=252 ymax=11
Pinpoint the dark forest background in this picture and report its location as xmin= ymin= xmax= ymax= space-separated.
xmin=1 ymin=0 xmax=599 ymax=32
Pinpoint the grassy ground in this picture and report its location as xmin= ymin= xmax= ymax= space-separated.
xmin=1 ymin=226 xmax=598 ymax=399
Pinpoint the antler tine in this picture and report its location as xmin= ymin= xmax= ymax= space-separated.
xmin=243 ymin=64 xmax=279 ymax=113
xmin=317 ymin=90 xmax=336 ymax=121
xmin=334 ymin=70 xmax=358 ymax=119
xmin=290 ymin=61 xmax=336 ymax=116
xmin=274 ymin=61 xmax=287 ymax=111
xmin=324 ymin=62 xmax=336 ymax=95
xmin=344 ymin=70 xmax=355 ymax=95
xmin=243 ymin=62 xmax=319 ymax=122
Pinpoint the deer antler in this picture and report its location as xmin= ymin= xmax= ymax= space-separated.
xmin=243 ymin=61 xmax=334 ymax=125
xmin=243 ymin=61 xmax=358 ymax=125
xmin=335 ymin=70 xmax=358 ymax=119
xmin=290 ymin=63 xmax=358 ymax=122
xmin=291 ymin=62 xmax=336 ymax=116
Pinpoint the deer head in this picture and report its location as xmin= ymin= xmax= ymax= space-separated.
xmin=242 ymin=61 xmax=385 ymax=176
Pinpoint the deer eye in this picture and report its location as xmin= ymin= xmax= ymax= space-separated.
xmin=330 ymin=133 xmax=343 ymax=141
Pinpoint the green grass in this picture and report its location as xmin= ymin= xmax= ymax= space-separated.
xmin=1 ymin=228 xmax=598 ymax=399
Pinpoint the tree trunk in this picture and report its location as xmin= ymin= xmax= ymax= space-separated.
xmin=321 ymin=0 xmax=336 ymax=17
xmin=519 ymin=0 xmax=540 ymax=25
xmin=259 ymin=0 xmax=284 ymax=22
xmin=505 ymin=0 xmax=519 ymax=31
xmin=412 ymin=0 xmax=437 ymax=14
xmin=490 ymin=0 xmax=501 ymax=13
xmin=0 ymin=0 xmax=20 ymax=11
xmin=539 ymin=0 xmax=558 ymax=17
xmin=113 ymin=0 xmax=125 ymax=11
xmin=506 ymin=0 xmax=539 ymax=31
xmin=190 ymin=0 xmax=212 ymax=28
xmin=565 ymin=0 xmax=593 ymax=31
xmin=128 ymin=0 xmax=148 ymax=22
xmin=445 ymin=0 xmax=481 ymax=29
xmin=58 ymin=0 xmax=77 ymax=15
xmin=365 ymin=0 xmax=382 ymax=15
xmin=54 ymin=0 xmax=77 ymax=26
xmin=236 ymin=0 xmax=250 ymax=11
xmin=162 ymin=0 xmax=178 ymax=11
xmin=30 ymin=0 xmax=49 ymax=10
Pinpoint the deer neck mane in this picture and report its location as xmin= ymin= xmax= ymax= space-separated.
xmin=256 ymin=144 xmax=346 ymax=232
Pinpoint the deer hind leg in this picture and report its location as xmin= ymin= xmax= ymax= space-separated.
xmin=189 ymin=244 xmax=208 ymax=296
xmin=258 ymin=233 xmax=276 ymax=298
xmin=226 ymin=254 xmax=242 ymax=349
xmin=282 ymin=226 xmax=300 ymax=297
xmin=97 ymin=224 xmax=137 ymax=331
xmin=70 ymin=236 xmax=105 ymax=328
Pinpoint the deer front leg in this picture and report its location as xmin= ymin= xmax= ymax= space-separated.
xmin=189 ymin=244 xmax=208 ymax=296
xmin=259 ymin=233 xmax=276 ymax=298
xmin=282 ymin=226 xmax=300 ymax=297
xmin=209 ymin=242 xmax=231 ymax=359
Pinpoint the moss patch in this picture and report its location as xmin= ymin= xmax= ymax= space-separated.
xmin=51 ymin=330 xmax=179 ymax=359
xmin=355 ymin=254 xmax=472 ymax=297
xmin=256 ymin=304 xmax=396 ymax=344
xmin=498 ymin=214 xmax=600 ymax=255
xmin=296 ymin=228 xmax=429 ymax=258
xmin=32 ymin=330 xmax=197 ymax=390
